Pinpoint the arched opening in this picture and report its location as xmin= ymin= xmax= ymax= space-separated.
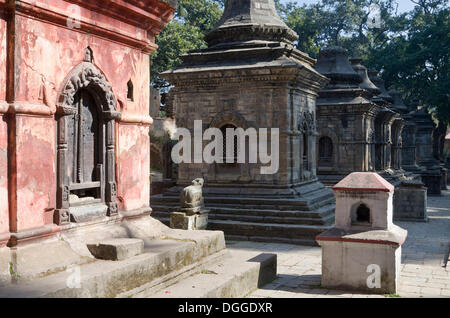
xmin=127 ymin=80 xmax=134 ymax=101
xmin=355 ymin=204 xmax=371 ymax=224
xmin=220 ymin=124 xmax=238 ymax=164
xmin=55 ymin=59 xmax=119 ymax=225
xmin=69 ymin=89 xmax=103 ymax=202
xmin=319 ymin=136 xmax=333 ymax=167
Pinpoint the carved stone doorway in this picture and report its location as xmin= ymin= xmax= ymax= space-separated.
xmin=55 ymin=48 xmax=120 ymax=225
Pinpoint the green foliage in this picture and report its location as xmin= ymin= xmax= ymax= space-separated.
xmin=151 ymin=0 xmax=223 ymax=88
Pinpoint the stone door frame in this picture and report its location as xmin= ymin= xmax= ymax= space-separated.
xmin=54 ymin=49 xmax=121 ymax=225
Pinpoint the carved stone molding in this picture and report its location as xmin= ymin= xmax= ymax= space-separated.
xmin=298 ymin=111 xmax=316 ymax=135
xmin=57 ymin=58 xmax=118 ymax=117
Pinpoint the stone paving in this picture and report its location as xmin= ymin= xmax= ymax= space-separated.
xmin=227 ymin=190 xmax=450 ymax=298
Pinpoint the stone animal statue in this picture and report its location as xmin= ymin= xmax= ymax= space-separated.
xmin=180 ymin=178 xmax=205 ymax=212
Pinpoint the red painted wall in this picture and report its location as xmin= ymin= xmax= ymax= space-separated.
xmin=0 ymin=12 xmax=8 ymax=236
xmin=0 ymin=0 xmax=174 ymax=239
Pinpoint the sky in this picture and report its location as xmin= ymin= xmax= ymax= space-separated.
xmin=279 ymin=0 xmax=417 ymax=13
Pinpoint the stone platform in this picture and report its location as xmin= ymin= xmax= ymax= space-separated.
xmin=152 ymin=180 xmax=335 ymax=246
xmin=0 ymin=216 xmax=275 ymax=298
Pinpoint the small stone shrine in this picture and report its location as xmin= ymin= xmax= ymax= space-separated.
xmin=316 ymin=172 xmax=407 ymax=294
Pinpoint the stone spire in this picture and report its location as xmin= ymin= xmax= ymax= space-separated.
xmin=388 ymin=89 xmax=409 ymax=114
xmin=315 ymin=46 xmax=362 ymax=88
xmin=205 ymin=0 xmax=299 ymax=47
xmin=368 ymin=70 xmax=394 ymax=104
xmin=350 ymin=57 xmax=381 ymax=97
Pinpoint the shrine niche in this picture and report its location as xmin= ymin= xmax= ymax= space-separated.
xmin=298 ymin=111 xmax=316 ymax=176
xmin=319 ymin=136 xmax=334 ymax=168
xmin=209 ymin=111 xmax=254 ymax=182
xmin=55 ymin=48 xmax=120 ymax=225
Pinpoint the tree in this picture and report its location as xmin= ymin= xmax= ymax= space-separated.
xmin=151 ymin=0 xmax=223 ymax=89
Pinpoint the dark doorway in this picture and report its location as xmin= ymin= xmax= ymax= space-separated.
xmin=319 ymin=136 xmax=333 ymax=167
xmin=69 ymin=89 xmax=103 ymax=201
xmin=356 ymin=204 xmax=371 ymax=224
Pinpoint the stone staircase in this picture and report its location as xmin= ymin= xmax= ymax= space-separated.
xmin=151 ymin=180 xmax=335 ymax=246
xmin=0 ymin=217 xmax=276 ymax=298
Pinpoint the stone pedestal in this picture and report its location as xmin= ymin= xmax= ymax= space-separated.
xmin=170 ymin=211 xmax=209 ymax=230
xmin=422 ymin=171 xmax=442 ymax=195
xmin=317 ymin=172 xmax=407 ymax=294
xmin=319 ymin=233 xmax=404 ymax=294
xmin=394 ymin=181 xmax=428 ymax=222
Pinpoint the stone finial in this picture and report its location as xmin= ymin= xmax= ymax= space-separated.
xmin=315 ymin=46 xmax=362 ymax=87
xmin=387 ymin=89 xmax=408 ymax=114
xmin=205 ymin=0 xmax=299 ymax=47
xmin=350 ymin=57 xmax=381 ymax=97
xmin=368 ymin=70 xmax=394 ymax=104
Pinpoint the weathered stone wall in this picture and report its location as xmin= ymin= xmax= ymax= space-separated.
xmin=317 ymin=106 xmax=378 ymax=175
xmin=173 ymin=77 xmax=319 ymax=186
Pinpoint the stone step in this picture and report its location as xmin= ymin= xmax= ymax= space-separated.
xmin=148 ymin=217 xmax=332 ymax=242
xmin=147 ymin=251 xmax=277 ymax=298
xmin=207 ymin=220 xmax=331 ymax=245
xmin=225 ymin=235 xmax=319 ymax=247
xmin=209 ymin=210 xmax=334 ymax=226
xmin=152 ymin=202 xmax=335 ymax=219
xmin=151 ymin=204 xmax=335 ymax=227
xmin=151 ymin=189 xmax=335 ymax=210
xmin=0 ymin=229 xmax=227 ymax=298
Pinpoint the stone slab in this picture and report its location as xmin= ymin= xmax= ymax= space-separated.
xmin=87 ymin=238 xmax=144 ymax=261
xmin=149 ymin=252 xmax=277 ymax=298
xmin=0 ymin=230 xmax=226 ymax=298
xmin=70 ymin=203 xmax=108 ymax=223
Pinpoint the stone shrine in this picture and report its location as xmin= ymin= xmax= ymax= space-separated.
xmin=315 ymin=47 xmax=381 ymax=185
xmin=412 ymin=106 xmax=443 ymax=195
xmin=316 ymin=172 xmax=407 ymax=294
xmin=152 ymin=0 xmax=336 ymax=245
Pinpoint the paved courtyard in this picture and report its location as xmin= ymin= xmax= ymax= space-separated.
xmin=227 ymin=190 xmax=450 ymax=298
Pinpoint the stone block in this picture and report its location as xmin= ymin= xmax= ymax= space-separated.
xmin=70 ymin=203 xmax=108 ymax=223
xmin=170 ymin=212 xmax=196 ymax=230
xmin=170 ymin=211 xmax=209 ymax=230
xmin=319 ymin=240 xmax=402 ymax=294
xmin=87 ymin=238 xmax=144 ymax=261
xmin=422 ymin=173 xmax=442 ymax=195
xmin=394 ymin=182 xmax=427 ymax=222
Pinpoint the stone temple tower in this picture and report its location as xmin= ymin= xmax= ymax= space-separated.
xmin=152 ymin=0 xmax=335 ymax=245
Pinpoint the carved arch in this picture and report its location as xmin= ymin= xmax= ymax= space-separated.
xmin=209 ymin=110 xmax=255 ymax=130
xmin=55 ymin=50 xmax=121 ymax=225
xmin=316 ymin=128 xmax=339 ymax=170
